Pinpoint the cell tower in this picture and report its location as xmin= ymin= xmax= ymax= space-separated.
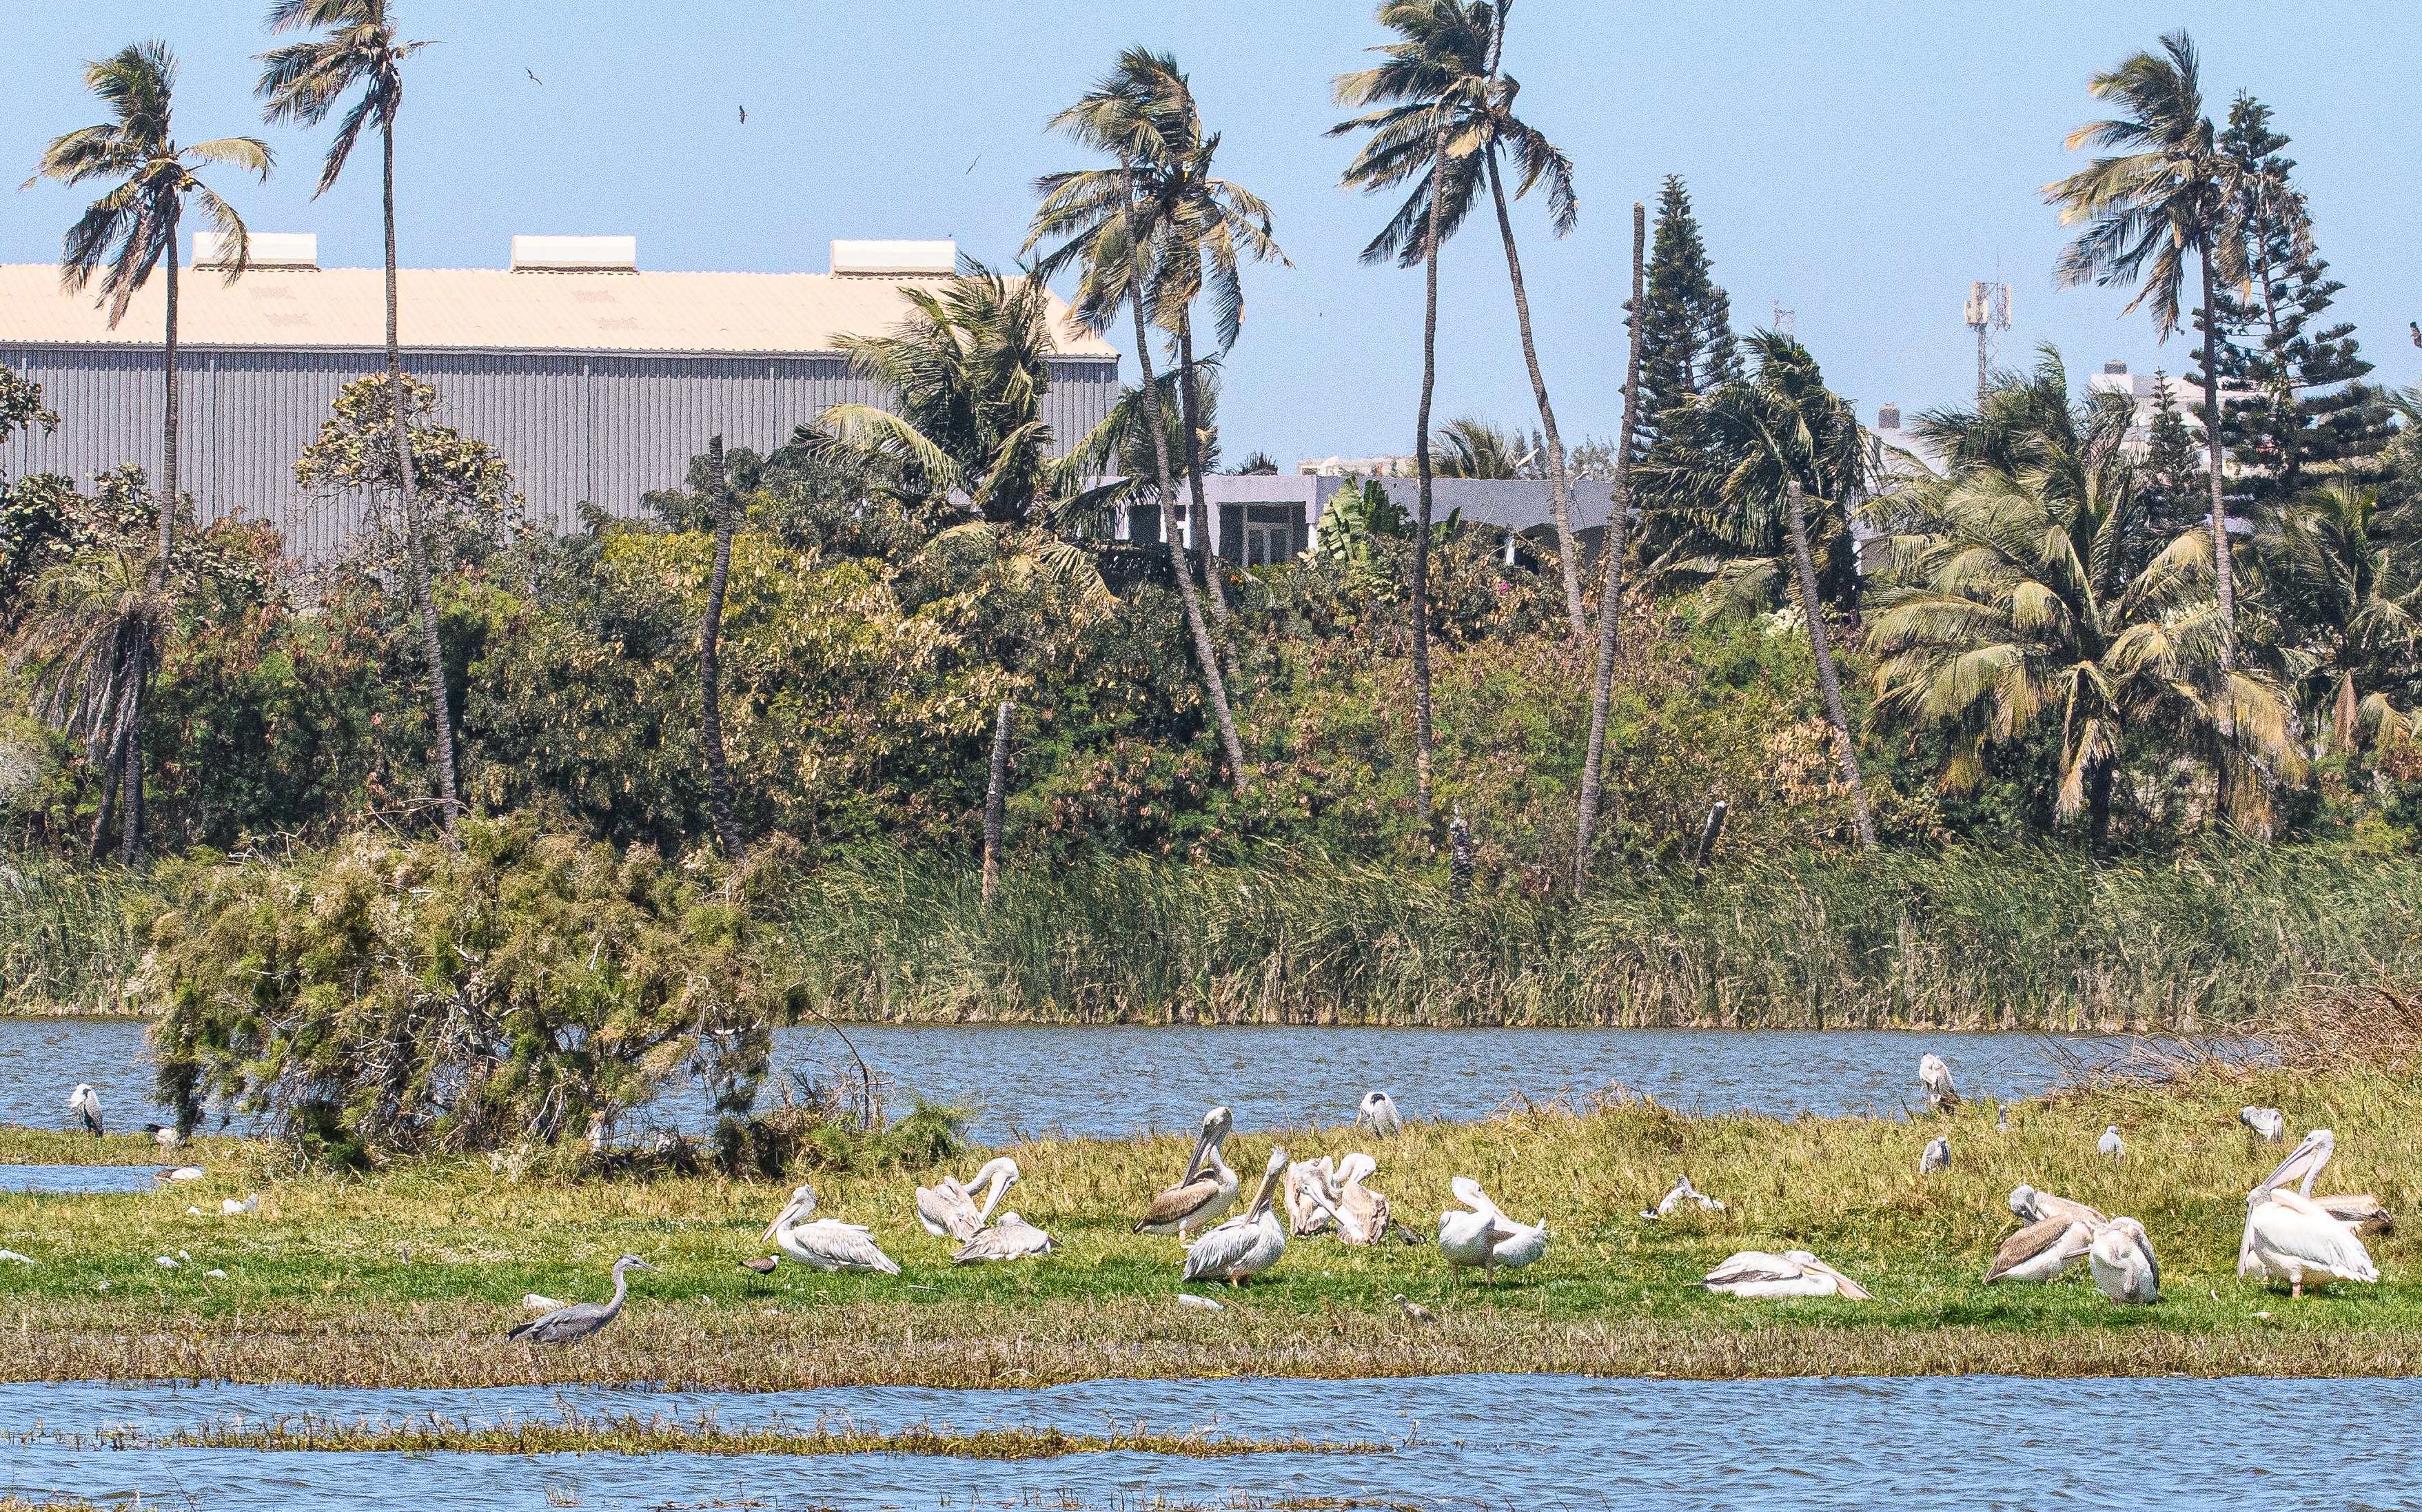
xmin=1964 ymin=280 xmax=2011 ymax=407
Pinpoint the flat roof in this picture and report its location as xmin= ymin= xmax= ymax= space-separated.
xmin=0 ymin=263 xmax=1118 ymax=360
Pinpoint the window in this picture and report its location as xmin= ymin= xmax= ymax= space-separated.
xmin=1242 ymin=503 xmax=1303 ymax=567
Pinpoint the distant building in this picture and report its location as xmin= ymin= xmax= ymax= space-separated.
xmin=2086 ymin=358 xmax=2252 ymax=458
xmin=0 ymin=236 xmax=1117 ymax=560
xmin=1296 ymin=453 xmax=1418 ymax=478
xmin=1118 ymin=472 xmax=1618 ymax=569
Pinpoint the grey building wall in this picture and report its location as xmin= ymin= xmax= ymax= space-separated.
xmin=0 ymin=343 xmax=1118 ymax=561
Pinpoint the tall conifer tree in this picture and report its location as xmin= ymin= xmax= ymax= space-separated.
xmin=1632 ymin=174 xmax=1738 ymax=463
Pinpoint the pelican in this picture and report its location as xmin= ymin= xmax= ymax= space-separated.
xmin=1283 ymin=1154 xmax=1339 ymax=1237
xmin=1357 ymin=1090 xmax=1403 ymax=1138
xmin=2239 ymin=1106 xmax=2286 ymax=1143
xmin=917 ymin=1156 xmax=1018 ymax=1242
xmin=67 ymin=1084 xmax=101 ymax=1137
xmin=1919 ymin=1135 xmax=1951 ymax=1175
xmin=762 ymin=1183 xmax=899 ymax=1275
xmin=1702 ymin=1249 xmax=1871 ymax=1300
xmin=952 ymin=1160 xmax=1053 ymax=1264
xmin=1984 ymin=1214 xmax=2093 ymax=1284
xmin=2098 ymin=1125 xmax=2125 ymax=1163
xmin=1437 ymin=1177 xmax=1546 ymax=1283
xmin=2087 ymin=1217 xmax=2159 ymax=1305
xmin=1919 ymin=1054 xmax=1960 ymax=1115
xmin=2319 ymin=1195 xmax=2394 ymax=1236
xmin=1182 ymin=1147 xmax=1289 ymax=1286
xmin=2257 ymin=1127 xmax=2334 ymax=1198
xmin=2010 ymin=1184 xmax=2106 ymax=1229
xmin=1326 ymin=1152 xmax=1390 ymax=1246
xmin=1135 ymin=1107 xmax=1239 ymax=1239
xmin=505 ymin=1255 xmax=657 ymax=1344
xmin=2240 ymin=1130 xmax=2378 ymax=1297
xmin=1640 ymin=1174 xmax=1726 ymax=1220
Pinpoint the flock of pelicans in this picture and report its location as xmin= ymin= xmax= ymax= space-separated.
xmin=65 ymin=1067 xmax=2392 ymax=1348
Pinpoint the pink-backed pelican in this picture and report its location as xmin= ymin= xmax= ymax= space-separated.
xmin=1438 ymin=1177 xmax=1545 ymax=1283
xmin=951 ymin=1158 xmax=1054 ymax=1263
xmin=762 ymin=1182 xmax=899 ymax=1275
xmin=1182 ymin=1147 xmax=1290 ymax=1285
xmin=1135 ymin=1106 xmax=1239 ymax=1239
xmin=2088 ymin=1217 xmax=2159 ymax=1304
xmin=916 ymin=1156 xmax=1019 ymax=1242
xmin=1702 ymin=1249 xmax=1871 ymax=1299
xmin=2240 ymin=1129 xmax=2379 ymax=1297
xmin=1985 ymin=1214 xmax=2094 ymax=1284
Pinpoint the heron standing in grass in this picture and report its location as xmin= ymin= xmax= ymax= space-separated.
xmin=1358 ymin=1090 xmax=1403 ymax=1137
xmin=1920 ymin=1136 xmax=1951 ymax=1176
xmin=505 ymin=1255 xmax=657 ymax=1344
xmin=1919 ymin=1054 xmax=1960 ymax=1115
xmin=68 ymin=1084 xmax=101 ymax=1136
xmin=2239 ymin=1106 xmax=2286 ymax=1143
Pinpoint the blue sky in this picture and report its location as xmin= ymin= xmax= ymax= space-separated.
xmin=7 ymin=2 xmax=2419 ymax=469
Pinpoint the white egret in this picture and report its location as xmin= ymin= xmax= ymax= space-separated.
xmin=1182 ymin=1147 xmax=1290 ymax=1286
xmin=762 ymin=1183 xmax=899 ymax=1275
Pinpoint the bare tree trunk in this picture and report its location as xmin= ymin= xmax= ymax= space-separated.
xmin=1410 ymin=123 xmax=1449 ymax=832
xmin=2200 ymin=253 xmax=2234 ymax=667
xmin=1121 ymin=164 xmax=1246 ymax=788
xmin=1574 ymin=201 xmax=1645 ymax=892
xmin=386 ymin=121 xmax=460 ymax=837
xmin=1176 ymin=318 xmax=1243 ymax=695
xmin=1485 ymin=152 xmax=1583 ymax=638
xmin=981 ymin=700 xmax=1012 ymax=905
xmin=1786 ymin=481 xmax=1875 ymax=850
xmin=700 ymin=434 xmax=744 ymax=861
xmin=122 ymin=246 xmax=182 ymax=867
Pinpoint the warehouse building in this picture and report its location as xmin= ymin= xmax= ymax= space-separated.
xmin=0 ymin=234 xmax=1119 ymax=560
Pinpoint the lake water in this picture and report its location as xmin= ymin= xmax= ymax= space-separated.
xmin=0 ymin=1163 xmax=165 ymax=1194
xmin=0 ymin=1018 xmax=2169 ymax=1145
xmin=0 ymin=1373 xmax=2397 ymax=1509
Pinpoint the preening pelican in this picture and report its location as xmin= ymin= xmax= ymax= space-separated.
xmin=762 ymin=1183 xmax=899 ymax=1275
xmin=2088 ymin=1217 xmax=2159 ymax=1305
xmin=2319 ymin=1195 xmax=2394 ymax=1236
xmin=1919 ymin=1054 xmax=1960 ymax=1114
xmin=1437 ymin=1176 xmax=1545 ymax=1283
xmin=1327 ymin=1152 xmax=1390 ymax=1245
xmin=1284 ymin=1154 xmax=1339 ymax=1237
xmin=1919 ymin=1135 xmax=1951 ymax=1175
xmin=1640 ymin=1174 xmax=1726 ymax=1221
xmin=2010 ymin=1183 xmax=2106 ymax=1229
xmin=952 ymin=1159 xmax=1053 ymax=1263
xmin=2239 ymin=1106 xmax=2286 ymax=1143
xmin=2241 ymin=1130 xmax=2377 ymax=1297
xmin=917 ymin=1156 xmax=1018 ymax=1241
xmin=2098 ymin=1125 xmax=2125 ymax=1163
xmin=1702 ymin=1249 xmax=1871 ymax=1300
xmin=67 ymin=1084 xmax=101 ymax=1137
xmin=1357 ymin=1090 xmax=1403 ymax=1138
xmin=1183 ymin=1147 xmax=1289 ymax=1285
xmin=1984 ymin=1215 xmax=2093 ymax=1284
xmin=506 ymin=1255 xmax=656 ymax=1344
xmin=1135 ymin=1107 xmax=1239 ymax=1239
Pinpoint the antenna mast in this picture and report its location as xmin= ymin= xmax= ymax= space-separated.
xmin=1964 ymin=281 xmax=2011 ymax=407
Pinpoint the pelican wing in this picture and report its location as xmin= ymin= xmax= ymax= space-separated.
xmin=1703 ymin=1251 xmax=1798 ymax=1289
xmin=2319 ymin=1194 xmax=2393 ymax=1234
xmin=953 ymin=1215 xmax=1053 ymax=1264
xmin=1137 ymin=1174 xmax=1221 ymax=1232
xmin=1338 ymin=1184 xmax=1389 ymax=1246
xmin=916 ymin=1178 xmax=981 ymax=1240
xmin=1802 ymin=1258 xmax=1872 ymax=1300
xmin=1985 ymin=1216 xmax=2090 ymax=1283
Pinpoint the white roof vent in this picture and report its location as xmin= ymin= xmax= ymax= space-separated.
xmin=194 ymin=231 xmax=317 ymax=269
xmin=830 ymin=239 xmax=957 ymax=277
xmin=511 ymin=235 xmax=638 ymax=272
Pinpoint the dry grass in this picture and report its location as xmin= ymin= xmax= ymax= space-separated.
xmin=1 ymin=1045 xmax=2419 ymax=1386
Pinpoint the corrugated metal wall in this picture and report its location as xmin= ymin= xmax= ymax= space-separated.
xmin=0 ymin=344 xmax=1119 ymax=560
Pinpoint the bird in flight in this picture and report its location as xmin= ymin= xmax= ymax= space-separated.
xmin=739 ymin=105 xmax=746 ymax=124
xmin=2410 ymin=320 xmax=2419 ymax=349
xmin=965 ymin=153 xmax=982 ymax=176
xmin=526 ymin=68 xmax=542 ymax=85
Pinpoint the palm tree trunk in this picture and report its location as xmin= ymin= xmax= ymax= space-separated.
xmin=1484 ymin=152 xmax=1584 ymax=639
xmin=1409 ymin=123 xmax=1449 ymax=832
xmin=2087 ymin=757 xmax=2114 ymax=861
xmin=123 ymin=241 xmax=181 ymax=866
xmin=700 ymin=433 xmax=744 ymax=861
xmin=1123 ymin=165 xmax=1246 ymax=788
xmin=385 ymin=119 xmax=461 ymax=836
xmin=115 ymin=650 xmax=142 ymax=868
xmin=1785 ymin=481 xmax=1876 ymax=850
xmin=1175 ymin=317 xmax=1243 ymax=694
xmin=2200 ymin=252 xmax=2235 ymax=666
xmin=1574 ymin=202 xmax=1646 ymax=892
xmin=981 ymin=700 xmax=1012 ymax=905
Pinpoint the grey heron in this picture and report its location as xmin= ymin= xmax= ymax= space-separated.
xmin=1918 ymin=1054 xmax=1960 ymax=1115
xmin=1920 ymin=1135 xmax=1951 ymax=1175
xmin=2239 ymin=1106 xmax=2286 ymax=1143
xmin=67 ymin=1084 xmax=101 ymax=1137
xmin=505 ymin=1255 xmax=658 ymax=1344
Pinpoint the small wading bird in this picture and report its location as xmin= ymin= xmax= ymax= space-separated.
xmin=952 ymin=1158 xmax=1054 ymax=1264
xmin=2088 ymin=1217 xmax=2159 ymax=1305
xmin=2099 ymin=1125 xmax=2126 ymax=1163
xmin=1919 ymin=1054 xmax=1960 ymax=1115
xmin=1393 ymin=1293 xmax=1435 ymax=1325
xmin=1985 ymin=1213 xmax=2095 ymax=1284
xmin=505 ymin=1255 xmax=656 ymax=1345
xmin=1640 ymin=1174 xmax=1726 ymax=1221
xmin=1136 ymin=1107 xmax=1239 ymax=1240
xmin=1183 ymin=1147 xmax=1290 ymax=1286
xmin=68 ymin=1085 xmax=101 ymax=1136
xmin=1357 ymin=1090 xmax=1403 ymax=1138
xmin=2240 ymin=1106 xmax=2286 ymax=1143
xmin=762 ymin=1182 xmax=899 ymax=1274
xmin=2239 ymin=1129 xmax=2380 ymax=1297
xmin=1703 ymin=1249 xmax=1871 ymax=1300
xmin=1437 ymin=1178 xmax=1545 ymax=1284
xmin=916 ymin=1156 xmax=1021 ymax=1242
xmin=1920 ymin=1136 xmax=1951 ymax=1176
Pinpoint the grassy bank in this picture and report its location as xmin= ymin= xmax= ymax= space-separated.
xmin=0 ymin=1036 xmax=2414 ymax=1387
xmin=775 ymin=840 xmax=2422 ymax=1029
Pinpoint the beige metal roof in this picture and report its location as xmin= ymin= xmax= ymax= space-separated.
xmin=0 ymin=263 xmax=1118 ymax=359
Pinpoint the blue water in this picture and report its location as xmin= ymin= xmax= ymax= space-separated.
xmin=0 ymin=1019 xmax=2166 ymax=1144
xmin=0 ymin=1373 xmax=2399 ymax=1509
xmin=0 ymin=1163 xmax=162 ymax=1195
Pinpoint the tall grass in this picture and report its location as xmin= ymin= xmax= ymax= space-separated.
xmin=771 ymin=841 xmax=2422 ymax=1030
xmin=0 ymin=853 xmax=146 ymax=1014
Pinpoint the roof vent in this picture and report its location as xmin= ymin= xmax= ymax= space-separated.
xmin=194 ymin=231 xmax=316 ymax=269
xmin=830 ymin=239 xmax=957 ymax=277
xmin=2104 ymin=358 xmax=2128 ymax=374
xmin=511 ymin=235 xmax=638 ymax=272
xmin=1877 ymin=403 xmax=1902 ymax=430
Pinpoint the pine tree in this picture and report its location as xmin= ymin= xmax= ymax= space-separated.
xmin=2195 ymin=94 xmax=2390 ymax=502
xmin=1632 ymin=175 xmax=1739 ymax=462
xmin=2140 ymin=369 xmax=2208 ymax=565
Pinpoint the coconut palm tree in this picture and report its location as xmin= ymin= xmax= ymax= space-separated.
xmin=2254 ymin=480 xmax=2418 ymax=753
xmin=1332 ymin=0 xmax=1586 ymax=638
xmin=1028 ymin=58 xmax=1248 ymax=789
xmin=12 ymin=507 xmax=162 ymax=861
xmin=2044 ymin=30 xmax=2248 ymax=654
xmin=26 ymin=39 xmax=270 ymax=863
xmin=1432 ymin=416 xmax=1529 ymax=479
xmin=256 ymin=0 xmax=458 ymax=833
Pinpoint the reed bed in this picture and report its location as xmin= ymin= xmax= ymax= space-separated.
xmin=0 ymin=855 xmax=146 ymax=1016
xmin=773 ymin=840 xmax=2422 ymax=1030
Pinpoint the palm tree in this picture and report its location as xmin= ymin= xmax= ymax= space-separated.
xmin=1432 ymin=416 xmax=1529 ymax=478
xmin=256 ymin=0 xmax=457 ymax=834
xmin=1028 ymin=58 xmax=1248 ymax=789
xmin=1332 ymin=0 xmax=1586 ymax=638
xmin=26 ymin=39 xmax=270 ymax=863
xmin=2044 ymin=30 xmax=2248 ymax=655
xmin=698 ymin=435 xmax=744 ymax=861
xmin=1574 ymin=200 xmax=1646 ymax=889
xmin=12 ymin=518 xmax=162 ymax=861
xmin=2254 ymin=481 xmax=2417 ymax=753
xmin=1871 ymin=469 xmax=2302 ymax=852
